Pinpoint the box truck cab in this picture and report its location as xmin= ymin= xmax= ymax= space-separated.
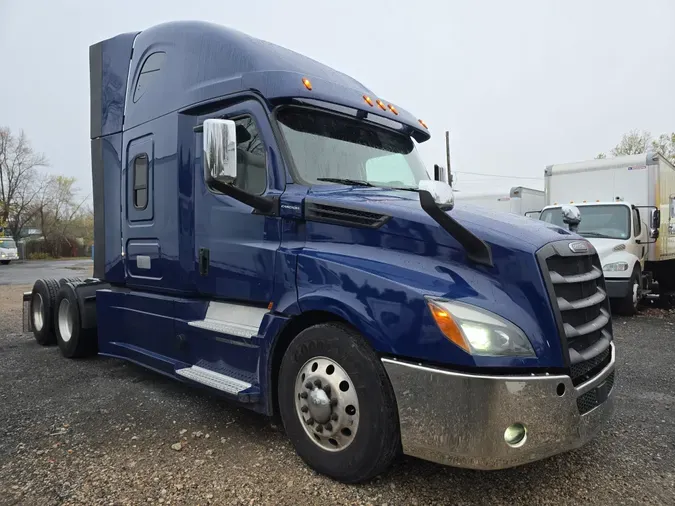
xmin=0 ymin=237 xmax=19 ymax=264
xmin=23 ymin=21 xmax=616 ymax=483
xmin=541 ymin=152 xmax=675 ymax=314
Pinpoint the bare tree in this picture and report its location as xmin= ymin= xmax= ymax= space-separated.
xmin=0 ymin=127 xmax=48 ymax=239
xmin=651 ymin=132 xmax=675 ymax=165
xmin=611 ymin=129 xmax=652 ymax=157
xmin=33 ymin=176 xmax=89 ymax=256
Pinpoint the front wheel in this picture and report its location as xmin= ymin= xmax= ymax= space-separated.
xmin=0 ymin=260 xmax=10 ymax=265
xmin=615 ymin=268 xmax=641 ymax=316
xmin=278 ymin=322 xmax=400 ymax=483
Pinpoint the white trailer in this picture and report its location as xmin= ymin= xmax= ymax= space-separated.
xmin=453 ymin=186 xmax=545 ymax=218
xmin=539 ymin=151 xmax=675 ymax=314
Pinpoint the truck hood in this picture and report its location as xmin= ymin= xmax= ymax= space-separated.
xmin=581 ymin=238 xmax=627 ymax=258
xmin=306 ymin=186 xmax=574 ymax=254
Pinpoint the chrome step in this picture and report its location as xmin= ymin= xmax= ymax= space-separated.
xmin=175 ymin=365 xmax=252 ymax=395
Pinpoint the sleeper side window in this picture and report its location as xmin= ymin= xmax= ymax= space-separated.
xmin=133 ymin=154 xmax=149 ymax=210
xmin=133 ymin=52 xmax=166 ymax=103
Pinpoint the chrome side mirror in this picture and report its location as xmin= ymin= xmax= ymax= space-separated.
xmin=203 ymin=118 xmax=237 ymax=184
xmin=561 ymin=204 xmax=581 ymax=233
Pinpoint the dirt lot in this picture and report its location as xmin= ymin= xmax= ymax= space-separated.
xmin=1 ymin=284 xmax=674 ymax=506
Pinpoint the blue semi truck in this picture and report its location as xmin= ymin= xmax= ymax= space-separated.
xmin=23 ymin=21 xmax=616 ymax=483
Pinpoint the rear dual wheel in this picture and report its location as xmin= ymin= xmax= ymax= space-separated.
xmin=54 ymin=284 xmax=97 ymax=358
xmin=278 ymin=323 xmax=400 ymax=483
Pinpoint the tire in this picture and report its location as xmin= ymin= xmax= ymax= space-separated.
xmin=30 ymin=278 xmax=60 ymax=345
xmin=54 ymin=284 xmax=97 ymax=358
xmin=58 ymin=277 xmax=82 ymax=287
xmin=615 ymin=267 xmax=641 ymax=316
xmin=1 ymin=260 xmax=10 ymax=265
xmin=277 ymin=322 xmax=400 ymax=483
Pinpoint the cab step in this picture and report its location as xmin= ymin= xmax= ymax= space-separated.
xmin=175 ymin=365 xmax=259 ymax=403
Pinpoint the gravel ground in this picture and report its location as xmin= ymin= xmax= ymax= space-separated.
xmin=1 ymin=285 xmax=674 ymax=505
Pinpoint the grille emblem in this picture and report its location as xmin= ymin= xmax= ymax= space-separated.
xmin=569 ymin=241 xmax=589 ymax=254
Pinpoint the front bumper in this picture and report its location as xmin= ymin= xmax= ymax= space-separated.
xmin=382 ymin=343 xmax=616 ymax=470
xmin=604 ymin=278 xmax=632 ymax=298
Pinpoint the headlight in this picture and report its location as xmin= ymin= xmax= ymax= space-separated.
xmin=603 ymin=262 xmax=629 ymax=272
xmin=426 ymin=297 xmax=535 ymax=357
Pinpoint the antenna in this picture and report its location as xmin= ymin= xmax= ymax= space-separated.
xmin=445 ymin=130 xmax=453 ymax=186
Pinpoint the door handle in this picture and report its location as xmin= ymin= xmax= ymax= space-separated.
xmin=199 ymin=248 xmax=210 ymax=276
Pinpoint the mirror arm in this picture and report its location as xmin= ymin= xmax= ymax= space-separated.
xmin=419 ymin=189 xmax=493 ymax=267
xmin=207 ymin=176 xmax=277 ymax=214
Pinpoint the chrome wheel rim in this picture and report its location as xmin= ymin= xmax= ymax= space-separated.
xmin=58 ymin=299 xmax=73 ymax=342
xmin=32 ymin=293 xmax=44 ymax=332
xmin=294 ymin=356 xmax=360 ymax=452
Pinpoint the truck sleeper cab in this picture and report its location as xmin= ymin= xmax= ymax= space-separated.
xmin=23 ymin=21 xmax=615 ymax=483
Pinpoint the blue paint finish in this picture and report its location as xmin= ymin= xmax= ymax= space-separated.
xmin=89 ymin=20 xmax=586 ymax=421
xmin=123 ymin=21 xmax=428 ymax=142
xmin=126 ymin=240 xmax=162 ymax=280
xmin=122 ymin=114 xmax=183 ymax=293
xmin=296 ymin=188 xmax=567 ymax=368
xmin=91 ymin=31 xmax=138 ymax=138
xmin=191 ymin=98 xmax=283 ymax=303
xmin=96 ymin=289 xmax=178 ymax=364
xmin=100 ymin=133 xmax=125 ymax=283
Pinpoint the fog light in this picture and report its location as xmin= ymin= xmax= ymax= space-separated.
xmin=504 ymin=423 xmax=527 ymax=447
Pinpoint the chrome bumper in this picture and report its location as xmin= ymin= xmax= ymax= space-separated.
xmin=382 ymin=343 xmax=616 ymax=470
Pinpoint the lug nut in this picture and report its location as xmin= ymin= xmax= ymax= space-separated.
xmin=301 ymin=406 xmax=308 ymax=413
xmin=300 ymin=392 xmax=308 ymax=399
xmin=330 ymin=398 xmax=338 ymax=407
xmin=314 ymin=379 xmax=322 ymax=388
xmin=316 ymin=424 xmax=324 ymax=433
xmin=331 ymin=413 xmax=338 ymax=421
xmin=322 ymin=385 xmax=331 ymax=396
xmin=305 ymin=381 xmax=313 ymax=389
xmin=325 ymin=422 xmax=333 ymax=431
xmin=306 ymin=417 xmax=314 ymax=424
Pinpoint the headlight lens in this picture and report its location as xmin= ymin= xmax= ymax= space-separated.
xmin=603 ymin=262 xmax=629 ymax=272
xmin=426 ymin=297 xmax=535 ymax=357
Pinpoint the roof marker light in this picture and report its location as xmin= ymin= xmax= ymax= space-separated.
xmin=376 ymin=99 xmax=387 ymax=110
xmin=418 ymin=119 xmax=428 ymax=129
xmin=388 ymin=104 xmax=399 ymax=115
xmin=363 ymin=95 xmax=374 ymax=107
xmin=302 ymin=78 xmax=312 ymax=90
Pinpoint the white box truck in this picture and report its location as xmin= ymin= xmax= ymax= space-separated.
xmin=453 ymin=186 xmax=545 ymax=218
xmin=539 ymin=151 xmax=675 ymax=314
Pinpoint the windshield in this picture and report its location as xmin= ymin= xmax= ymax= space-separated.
xmin=0 ymin=238 xmax=17 ymax=249
xmin=540 ymin=205 xmax=631 ymax=239
xmin=276 ymin=106 xmax=429 ymax=188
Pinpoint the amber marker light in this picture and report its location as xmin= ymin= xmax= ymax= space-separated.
xmin=363 ymin=95 xmax=374 ymax=106
xmin=302 ymin=78 xmax=312 ymax=90
xmin=418 ymin=119 xmax=428 ymax=129
xmin=388 ymin=104 xmax=399 ymax=115
xmin=376 ymin=99 xmax=387 ymax=110
xmin=427 ymin=300 xmax=470 ymax=353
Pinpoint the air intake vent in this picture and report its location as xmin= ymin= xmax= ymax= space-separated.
xmin=305 ymin=202 xmax=390 ymax=229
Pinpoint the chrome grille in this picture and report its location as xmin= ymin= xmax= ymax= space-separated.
xmin=537 ymin=240 xmax=613 ymax=387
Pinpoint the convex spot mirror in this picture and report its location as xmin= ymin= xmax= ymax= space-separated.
xmin=419 ymin=180 xmax=454 ymax=209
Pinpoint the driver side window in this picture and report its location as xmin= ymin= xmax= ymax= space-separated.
xmin=633 ymin=208 xmax=642 ymax=236
xmin=366 ymin=153 xmax=416 ymax=187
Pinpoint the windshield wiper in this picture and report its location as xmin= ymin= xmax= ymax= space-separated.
xmin=316 ymin=178 xmax=376 ymax=187
xmin=580 ymin=232 xmax=614 ymax=238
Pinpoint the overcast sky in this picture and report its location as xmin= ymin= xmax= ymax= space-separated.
xmin=1 ymin=0 xmax=674 ymax=198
